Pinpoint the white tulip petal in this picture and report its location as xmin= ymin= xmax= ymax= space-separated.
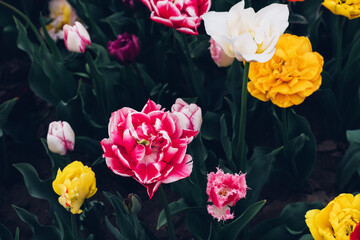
xmin=202 ymin=11 xmax=229 ymax=37
xmin=242 ymin=48 xmax=275 ymax=63
xmin=74 ymin=21 xmax=91 ymax=45
xmin=256 ymin=3 xmax=289 ymax=23
xmin=232 ymin=32 xmax=257 ymax=60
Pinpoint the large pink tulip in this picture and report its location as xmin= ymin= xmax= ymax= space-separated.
xmin=100 ymin=99 xmax=195 ymax=198
xmin=171 ymin=98 xmax=202 ymax=142
xmin=140 ymin=0 xmax=211 ymax=35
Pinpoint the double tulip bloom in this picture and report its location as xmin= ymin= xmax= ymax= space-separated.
xmin=306 ymin=193 xmax=360 ymax=240
xmin=63 ymin=21 xmax=91 ymax=53
xmin=322 ymin=0 xmax=360 ymax=20
xmin=101 ymin=99 xmax=202 ymax=198
xmin=140 ymin=0 xmax=211 ymax=35
xmin=47 ymin=121 xmax=75 ymax=156
xmin=53 ymin=161 xmax=97 ymax=214
xmin=44 ymin=0 xmax=78 ymax=41
xmin=247 ymin=33 xmax=323 ymax=108
xmin=206 ymin=168 xmax=247 ymax=221
xmin=202 ymin=1 xmax=289 ymax=63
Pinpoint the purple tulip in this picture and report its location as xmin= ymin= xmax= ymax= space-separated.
xmin=107 ymin=33 xmax=141 ymax=65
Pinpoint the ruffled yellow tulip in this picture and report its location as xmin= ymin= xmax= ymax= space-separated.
xmin=305 ymin=193 xmax=360 ymax=240
xmin=247 ymin=33 xmax=323 ymax=108
xmin=322 ymin=0 xmax=360 ymax=20
xmin=53 ymin=161 xmax=97 ymax=214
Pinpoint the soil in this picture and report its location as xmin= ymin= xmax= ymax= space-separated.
xmin=0 ymin=53 xmax=348 ymax=240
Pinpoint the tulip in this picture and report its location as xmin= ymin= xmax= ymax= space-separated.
xmin=43 ymin=0 xmax=78 ymax=41
xmin=171 ymin=98 xmax=202 ymax=142
xmin=202 ymin=1 xmax=289 ymax=63
xmin=47 ymin=121 xmax=75 ymax=155
xmin=63 ymin=21 xmax=91 ymax=53
xmin=140 ymin=0 xmax=211 ymax=35
xmin=206 ymin=168 xmax=247 ymax=221
xmin=107 ymin=33 xmax=141 ymax=65
xmin=124 ymin=193 xmax=141 ymax=214
xmin=101 ymin=99 xmax=196 ymax=199
xmin=53 ymin=161 xmax=97 ymax=214
xmin=209 ymin=38 xmax=234 ymax=67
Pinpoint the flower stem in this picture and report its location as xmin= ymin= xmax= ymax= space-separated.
xmin=238 ymin=61 xmax=250 ymax=171
xmin=281 ymin=108 xmax=289 ymax=145
xmin=158 ymin=185 xmax=176 ymax=240
xmin=71 ymin=213 xmax=77 ymax=240
xmin=0 ymin=1 xmax=44 ymax=44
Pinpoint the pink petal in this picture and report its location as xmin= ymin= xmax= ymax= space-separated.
xmin=161 ymin=154 xmax=193 ymax=183
xmin=134 ymin=163 xmax=161 ymax=184
xmin=130 ymin=144 xmax=146 ymax=164
xmin=112 ymin=145 xmax=132 ymax=169
xmin=143 ymin=181 xmax=162 ymax=199
xmin=105 ymin=157 xmax=133 ymax=177
xmin=141 ymin=99 xmax=162 ymax=114
xmin=207 ymin=205 xmax=234 ymax=221
xmin=156 ymin=0 xmax=181 ymax=18
xmin=150 ymin=13 xmax=174 ymax=28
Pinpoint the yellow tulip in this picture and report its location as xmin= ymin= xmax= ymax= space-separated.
xmin=52 ymin=161 xmax=97 ymax=214
xmin=247 ymin=33 xmax=323 ymax=108
xmin=305 ymin=193 xmax=360 ymax=240
xmin=322 ymin=0 xmax=360 ymax=20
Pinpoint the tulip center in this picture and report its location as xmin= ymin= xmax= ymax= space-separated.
xmin=218 ymin=188 xmax=229 ymax=196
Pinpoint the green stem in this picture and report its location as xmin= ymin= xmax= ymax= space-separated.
xmin=238 ymin=61 xmax=250 ymax=171
xmin=336 ymin=16 xmax=344 ymax=76
xmin=158 ymin=185 xmax=175 ymax=240
xmin=281 ymin=108 xmax=288 ymax=145
xmin=0 ymin=1 xmax=44 ymax=44
xmin=71 ymin=213 xmax=77 ymax=240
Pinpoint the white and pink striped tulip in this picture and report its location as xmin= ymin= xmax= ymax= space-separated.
xmin=63 ymin=21 xmax=91 ymax=53
xmin=101 ymin=99 xmax=195 ymax=199
xmin=47 ymin=121 xmax=75 ymax=155
xmin=140 ymin=0 xmax=211 ymax=35
xmin=171 ymin=98 xmax=202 ymax=142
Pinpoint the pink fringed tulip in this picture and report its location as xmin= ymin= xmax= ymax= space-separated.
xmin=47 ymin=121 xmax=75 ymax=155
xmin=206 ymin=168 xmax=247 ymax=221
xmin=108 ymin=33 xmax=141 ymax=65
xmin=140 ymin=0 xmax=211 ymax=35
xmin=63 ymin=21 xmax=91 ymax=53
xmin=171 ymin=98 xmax=202 ymax=142
xmin=209 ymin=38 xmax=234 ymax=67
xmin=100 ymin=99 xmax=197 ymax=199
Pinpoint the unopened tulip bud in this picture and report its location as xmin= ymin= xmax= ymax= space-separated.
xmin=209 ymin=38 xmax=234 ymax=67
xmin=123 ymin=193 xmax=141 ymax=214
xmin=63 ymin=21 xmax=91 ymax=53
xmin=171 ymin=98 xmax=202 ymax=134
xmin=107 ymin=33 xmax=141 ymax=65
xmin=47 ymin=121 xmax=75 ymax=155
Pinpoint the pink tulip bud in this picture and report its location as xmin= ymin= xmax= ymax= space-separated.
xmin=63 ymin=21 xmax=91 ymax=53
xmin=47 ymin=121 xmax=75 ymax=155
xmin=209 ymin=38 xmax=234 ymax=67
xmin=171 ymin=98 xmax=202 ymax=135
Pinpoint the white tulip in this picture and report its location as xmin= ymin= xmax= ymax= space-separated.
xmin=202 ymin=1 xmax=289 ymax=63
xmin=47 ymin=121 xmax=75 ymax=155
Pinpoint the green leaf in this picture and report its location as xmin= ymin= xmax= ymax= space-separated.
xmin=220 ymin=114 xmax=232 ymax=163
xmin=104 ymin=217 xmax=127 ymax=240
xmin=299 ymin=234 xmax=314 ymax=240
xmin=0 ymin=223 xmax=13 ymax=240
xmin=244 ymin=147 xmax=283 ymax=205
xmin=157 ymin=198 xmax=203 ymax=230
xmin=346 ymin=129 xmax=360 ymax=144
xmin=201 ymin=111 xmax=221 ymax=141
xmin=0 ymin=97 xmax=18 ymax=137
xmin=218 ymin=200 xmax=266 ymax=240
xmin=40 ymin=138 xmax=69 ymax=177
xmin=12 ymin=205 xmax=61 ymax=240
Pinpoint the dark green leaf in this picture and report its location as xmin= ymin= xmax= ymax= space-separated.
xmin=0 ymin=223 xmax=13 ymax=240
xmin=12 ymin=205 xmax=61 ymax=240
xmin=218 ymin=200 xmax=266 ymax=240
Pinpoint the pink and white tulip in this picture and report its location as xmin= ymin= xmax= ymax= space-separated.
xmin=206 ymin=168 xmax=247 ymax=221
xmin=47 ymin=121 xmax=75 ymax=155
xmin=101 ymin=99 xmax=196 ymax=199
xmin=171 ymin=98 xmax=202 ymax=142
xmin=140 ymin=0 xmax=211 ymax=35
xmin=209 ymin=38 xmax=234 ymax=67
xmin=63 ymin=21 xmax=91 ymax=53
